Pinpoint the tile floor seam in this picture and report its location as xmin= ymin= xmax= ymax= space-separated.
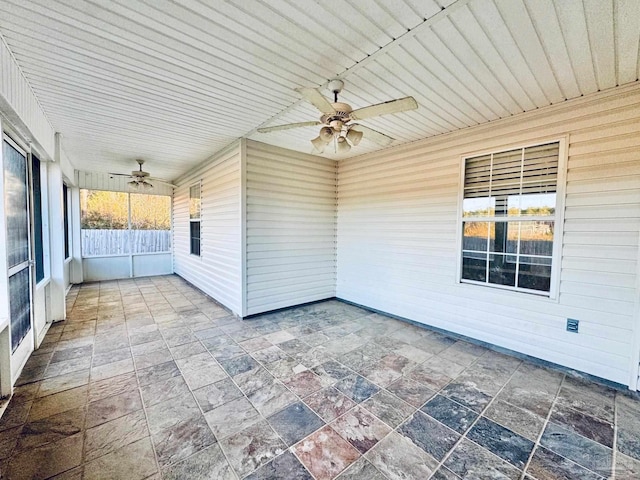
xmin=141 ymin=324 xmax=215 ymax=475
xmin=133 ymin=375 xmax=162 ymax=477
xmin=518 ymin=372 xmax=566 ymax=480
xmin=426 ymin=353 xmax=529 ymax=479
xmin=289 ymin=446 xmax=320 ymax=480
xmin=163 ymin=315 xmax=271 ymax=478
xmin=521 ymin=373 xmax=616 ymax=480
xmin=526 ymin=374 xmax=615 ymax=480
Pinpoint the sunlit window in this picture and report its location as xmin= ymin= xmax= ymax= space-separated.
xmin=461 ymin=142 xmax=559 ymax=295
xmin=80 ymin=190 xmax=171 ymax=257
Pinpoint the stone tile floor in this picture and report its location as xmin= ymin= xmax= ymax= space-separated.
xmin=1 ymin=274 xmax=639 ymax=479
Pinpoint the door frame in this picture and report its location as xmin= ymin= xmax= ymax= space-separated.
xmin=3 ymin=133 xmax=35 ymax=383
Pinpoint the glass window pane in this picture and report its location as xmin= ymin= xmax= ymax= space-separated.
xmin=462 ymin=251 xmax=486 ymax=282
xmin=463 ymin=197 xmax=495 ymax=217
xmin=131 ymin=194 xmax=171 ymax=254
xmin=9 ymin=268 xmax=31 ymax=352
xmin=3 ymin=141 xmax=29 ymax=268
xmin=80 ymin=190 xmax=130 ymax=256
xmin=519 ymin=193 xmax=556 ymax=216
xmin=190 ymin=184 xmax=201 ymax=219
xmin=502 ymin=222 xmax=520 ymax=254
xmin=463 ymin=222 xmax=488 ymax=251
xmin=518 ymin=256 xmax=552 ymax=292
xmin=489 ymin=221 xmax=512 ymax=253
xmin=519 ymin=221 xmax=554 ymax=256
xmin=190 ymin=221 xmax=201 ymax=256
xmin=488 ymin=254 xmax=517 ymax=287
xmin=507 ymin=195 xmax=521 ymax=216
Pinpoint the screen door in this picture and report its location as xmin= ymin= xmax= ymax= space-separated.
xmin=3 ymin=137 xmax=33 ymax=369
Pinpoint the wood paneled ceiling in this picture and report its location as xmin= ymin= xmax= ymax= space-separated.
xmin=0 ymin=0 xmax=639 ymax=180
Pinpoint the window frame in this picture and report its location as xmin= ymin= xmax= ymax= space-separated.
xmin=63 ymin=183 xmax=71 ymax=260
xmin=189 ymin=181 xmax=201 ymax=257
xmin=456 ymin=137 xmax=567 ymax=300
xmin=31 ymin=154 xmax=45 ymax=283
xmin=79 ymin=189 xmax=172 ymax=258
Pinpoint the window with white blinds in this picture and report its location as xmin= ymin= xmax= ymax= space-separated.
xmin=461 ymin=142 xmax=559 ymax=294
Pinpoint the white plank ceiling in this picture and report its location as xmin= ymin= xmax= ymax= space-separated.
xmin=0 ymin=0 xmax=639 ymax=180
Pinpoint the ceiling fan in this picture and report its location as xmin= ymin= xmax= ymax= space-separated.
xmin=257 ymin=79 xmax=418 ymax=154
xmin=109 ymin=160 xmax=176 ymax=189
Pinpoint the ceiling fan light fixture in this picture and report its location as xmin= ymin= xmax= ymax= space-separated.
xmin=319 ymin=127 xmax=333 ymax=142
xmin=346 ymin=128 xmax=363 ymax=146
xmin=337 ymin=139 xmax=351 ymax=153
xmin=311 ymin=135 xmax=326 ymax=153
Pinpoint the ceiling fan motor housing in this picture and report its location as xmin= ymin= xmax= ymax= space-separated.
xmin=321 ymin=102 xmax=352 ymax=132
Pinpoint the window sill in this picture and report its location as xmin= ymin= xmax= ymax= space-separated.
xmin=457 ymin=279 xmax=559 ymax=303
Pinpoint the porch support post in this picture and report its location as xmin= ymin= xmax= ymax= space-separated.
xmin=70 ymin=172 xmax=83 ymax=284
xmin=48 ymin=133 xmax=66 ymax=321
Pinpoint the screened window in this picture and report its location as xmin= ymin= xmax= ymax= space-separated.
xmin=80 ymin=190 xmax=171 ymax=256
xmin=130 ymin=193 xmax=172 ymax=254
xmin=461 ymin=142 xmax=559 ymax=295
xmin=189 ymin=183 xmax=201 ymax=256
xmin=32 ymin=155 xmax=45 ymax=282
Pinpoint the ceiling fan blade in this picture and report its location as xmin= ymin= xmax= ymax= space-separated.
xmin=108 ymin=172 xmax=131 ymax=177
xmin=257 ymin=121 xmax=322 ymax=133
xmin=350 ymin=96 xmax=418 ymax=121
xmin=295 ymin=87 xmax=336 ymax=114
xmin=148 ymin=177 xmax=177 ymax=188
xmin=352 ymin=124 xmax=395 ymax=146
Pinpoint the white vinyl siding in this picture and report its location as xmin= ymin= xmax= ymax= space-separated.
xmin=337 ymin=84 xmax=640 ymax=387
xmin=173 ymin=142 xmax=242 ymax=315
xmin=245 ymin=140 xmax=336 ymax=316
xmin=0 ymin=37 xmax=55 ymax=159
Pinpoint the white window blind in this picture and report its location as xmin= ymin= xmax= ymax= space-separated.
xmin=464 ymin=143 xmax=559 ymax=199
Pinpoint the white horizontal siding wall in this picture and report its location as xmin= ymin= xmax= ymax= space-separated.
xmin=338 ymin=83 xmax=640 ymax=387
xmin=173 ymin=141 xmax=242 ymax=315
xmin=245 ymin=140 xmax=336 ymax=316
xmin=0 ymin=36 xmax=54 ymax=160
